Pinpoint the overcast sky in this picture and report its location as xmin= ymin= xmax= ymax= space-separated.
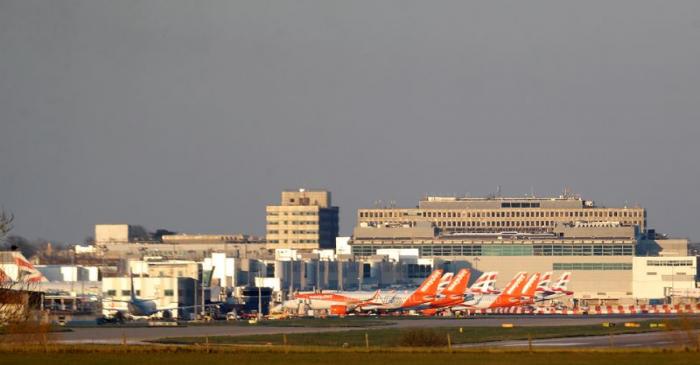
xmin=1 ymin=1 xmax=699 ymax=243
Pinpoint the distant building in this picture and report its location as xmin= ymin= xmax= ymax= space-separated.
xmin=358 ymin=194 xmax=646 ymax=234
xmin=102 ymin=276 xmax=195 ymax=319
xmin=35 ymin=265 xmax=99 ymax=282
xmin=161 ymin=234 xmax=258 ymax=245
xmin=127 ymin=259 xmax=199 ymax=280
xmin=95 ymin=224 xmax=134 ymax=244
xmin=349 ymin=193 xmax=655 ymax=305
xmin=266 ymin=189 xmax=339 ymax=250
xmin=633 ymin=257 xmax=697 ymax=302
xmin=91 ymin=225 xmax=269 ymax=261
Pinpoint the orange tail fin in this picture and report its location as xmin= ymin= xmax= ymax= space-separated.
xmin=443 ymin=269 xmax=471 ymax=296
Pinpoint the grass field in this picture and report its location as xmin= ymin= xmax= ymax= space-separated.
xmin=2 ymin=348 xmax=700 ymax=365
xmin=154 ymin=319 xmax=700 ymax=347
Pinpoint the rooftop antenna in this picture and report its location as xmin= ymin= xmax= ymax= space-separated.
xmin=563 ymin=186 xmax=572 ymax=198
xmin=530 ymin=186 xmax=535 ymax=198
xmin=496 ymin=185 xmax=502 ymax=197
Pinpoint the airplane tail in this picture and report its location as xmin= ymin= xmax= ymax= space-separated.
xmin=13 ymin=252 xmax=47 ymax=283
xmin=129 ymin=270 xmax=136 ymax=300
xmin=551 ymin=272 xmax=571 ymax=292
xmin=443 ymin=269 xmax=471 ymax=296
xmin=503 ymin=272 xmax=528 ymax=296
xmin=469 ymin=271 xmax=496 ymax=293
xmin=469 ymin=272 xmax=489 ymax=291
xmin=535 ymin=271 xmax=552 ymax=293
xmin=403 ymin=269 xmax=444 ymax=308
xmin=484 ymin=272 xmax=498 ymax=293
xmin=416 ymin=269 xmax=444 ymax=295
xmin=520 ymin=273 xmax=541 ymax=300
xmin=437 ymin=272 xmax=454 ymax=294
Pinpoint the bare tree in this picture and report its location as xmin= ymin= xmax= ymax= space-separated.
xmin=0 ymin=209 xmax=13 ymax=243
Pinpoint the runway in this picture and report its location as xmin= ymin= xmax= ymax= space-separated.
xmin=51 ymin=315 xmax=681 ymax=344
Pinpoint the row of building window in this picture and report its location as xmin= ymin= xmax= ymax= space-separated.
xmin=268 ymin=240 xmax=318 ymax=244
xmin=646 ymin=260 xmax=694 ymax=267
xmin=501 ymin=202 xmax=540 ymax=208
xmin=267 ymin=230 xmax=318 ymax=235
xmin=360 ymin=209 xmax=644 ymax=219
xmin=361 ymin=219 xmax=643 ymax=229
xmin=406 ymin=264 xmax=433 ymax=278
xmin=553 ymin=263 xmax=632 ymax=271
xmin=267 ymin=221 xmax=318 ymax=225
xmin=534 ymin=245 xmax=634 ymax=256
xmin=350 ymin=244 xmax=634 ymax=257
xmin=268 ymin=211 xmax=317 ymax=216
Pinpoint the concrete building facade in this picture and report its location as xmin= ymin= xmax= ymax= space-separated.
xmin=632 ymin=256 xmax=697 ymax=301
xmin=95 ymin=224 xmax=133 ymax=244
xmin=266 ymin=189 xmax=339 ymax=250
xmin=358 ymin=195 xmax=646 ymax=235
xmin=101 ymin=276 xmax=195 ymax=318
xmin=128 ymin=260 xmax=199 ymax=280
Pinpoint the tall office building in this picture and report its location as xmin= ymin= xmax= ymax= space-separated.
xmin=266 ymin=189 xmax=339 ymax=250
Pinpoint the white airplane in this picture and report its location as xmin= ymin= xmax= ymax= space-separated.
xmin=103 ymin=271 xmax=215 ymax=320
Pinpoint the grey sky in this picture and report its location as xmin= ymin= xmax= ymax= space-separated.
xmin=1 ymin=1 xmax=699 ymax=243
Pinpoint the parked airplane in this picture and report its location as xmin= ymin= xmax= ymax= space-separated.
xmin=535 ymin=272 xmax=573 ymax=301
xmin=517 ymin=273 xmax=542 ymax=305
xmin=469 ymin=271 xmax=498 ymax=294
xmin=534 ymin=272 xmax=553 ymax=296
xmin=454 ymin=272 xmax=530 ymax=310
xmin=437 ymin=272 xmax=454 ymax=294
xmin=103 ymin=271 xmax=214 ymax=319
xmin=421 ymin=268 xmax=472 ymax=314
xmin=357 ymin=269 xmax=445 ymax=312
xmin=282 ymin=289 xmax=382 ymax=313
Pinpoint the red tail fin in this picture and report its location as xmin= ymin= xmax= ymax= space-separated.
xmin=503 ymin=272 xmax=527 ymax=296
xmin=443 ymin=269 xmax=471 ymax=296
xmin=416 ymin=269 xmax=444 ymax=295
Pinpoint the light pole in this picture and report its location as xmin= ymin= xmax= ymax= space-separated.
xmin=670 ymin=263 xmax=675 ymax=305
xmin=256 ymin=265 xmax=262 ymax=321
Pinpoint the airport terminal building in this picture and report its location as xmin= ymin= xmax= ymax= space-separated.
xmin=349 ymin=194 xmax=694 ymax=305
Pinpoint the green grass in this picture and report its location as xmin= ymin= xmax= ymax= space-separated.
xmin=155 ymin=319 xmax=700 ymax=347
xmin=2 ymin=350 xmax=700 ymax=365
